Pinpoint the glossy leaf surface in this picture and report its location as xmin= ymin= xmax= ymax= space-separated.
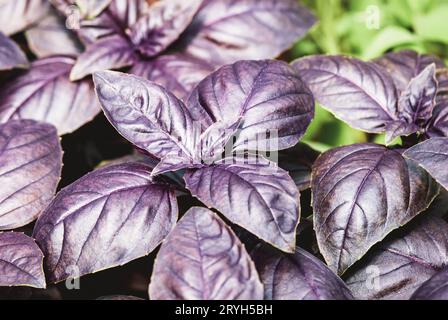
xmin=149 ymin=207 xmax=263 ymax=300
xmin=0 ymin=232 xmax=46 ymax=288
xmin=33 ymin=162 xmax=177 ymax=283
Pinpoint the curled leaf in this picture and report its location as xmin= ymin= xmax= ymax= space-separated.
xmin=0 ymin=232 xmax=46 ymax=288
xmin=184 ymin=156 xmax=300 ymax=252
xmin=33 ymin=162 xmax=178 ymax=283
xmin=0 ymin=120 xmax=62 ymax=230
xmin=149 ymin=207 xmax=263 ymax=300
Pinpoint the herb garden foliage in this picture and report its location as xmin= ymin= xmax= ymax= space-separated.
xmin=1 ymin=0 xmax=448 ymax=301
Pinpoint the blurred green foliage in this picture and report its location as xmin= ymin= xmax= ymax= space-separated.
xmin=291 ymin=0 xmax=448 ymax=150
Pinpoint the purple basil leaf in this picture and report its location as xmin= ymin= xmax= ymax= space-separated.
xmin=292 ymin=55 xmax=398 ymax=133
xmin=411 ymin=266 xmax=448 ymax=300
xmin=0 ymin=0 xmax=49 ymax=36
xmin=397 ymin=64 xmax=438 ymax=126
xmin=183 ymin=0 xmax=316 ymax=65
xmin=25 ymin=8 xmax=83 ymax=58
xmin=90 ymin=0 xmax=148 ymax=31
xmin=130 ymin=0 xmax=203 ymax=58
xmin=96 ymin=295 xmax=144 ymax=300
xmin=404 ymin=137 xmax=448 ymax=192
xmin=278 ymin=143 xmax=320 ymax=191
xmin=76 ymin=0 xmax=112 ymax=18
xmin=93 ymin=70 xmax=197 ymax=162
xmin=374 ymin=50 xmax=446 ymax=93
xmin=70 ymin=35 xmax=137 ymax=81
xmin=423 ymin=188 xmax=448 ymax=220
xmin=346 ymin=216 xmax=448 ymax=300
xmin=0 ymin=56 xmax=100 ymax=135
xmin=384 ymin=121 xmax=419 ymax=145
xmin=0 ymin=232 xmax=46 ymax=288
xmin=184 ymin=156 xmax=300 ymax=252
xmin=312 ymin=143 xmax=438 ymax=275
xmin=51 ymin=0 xmax=148 ymax=44
xmin=252 ymin=245 xmax=354 ymax=300
xmin=0 ymin=32 xmax=28 ymax=70
xmin=437 ymin=69 xmax=448 ymax=99
xmin=130 ymin=53 xmax=214 ymax=101
xmin=187 ymin=60 xmax=314 ymax=152
xmin=426 ymin=70 xmax=448 ymax=138
xmin=0 ymin=120 xmax=62 ymax=230
xmin=149 ymin=207 xmax=263 ymax=300
xmin=32 ymin=162 xmax=178 ymax=283
xmin=404 ymin=156 xmax=440 ymax=220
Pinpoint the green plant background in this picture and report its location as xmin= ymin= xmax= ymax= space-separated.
xmin=289 ymin=0 xmax=448 ymax=152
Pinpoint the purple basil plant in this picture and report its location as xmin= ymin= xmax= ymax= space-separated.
xmin=2 ymin=0 xmax=448 ymax=303
xmin=289 ymin=50 xmax=448 ymax=299
xmin=50 ymin=0 xmax=316 ymax=99
xmin=0 ymin=0 xmax=316 ymax=134
xmin=29 ymin=59 xmax=315 ymax=296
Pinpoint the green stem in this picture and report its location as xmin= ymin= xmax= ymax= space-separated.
xmin=312 ymin=0 xmax=342 ymax=54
